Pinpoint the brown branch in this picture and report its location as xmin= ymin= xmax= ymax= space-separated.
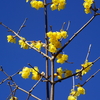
xmin=17 ymin=18 xmax=28 ymax=35
xmin=26 ymin=76 xmax=43 ymax=100
xmin=0 ymin=22 xmax=52 ymax=60
xmin=81 ymin=69 xmax=100 ymax=86
xmin=55 ymin=56 xmax=100 ymax=83
xmin=53 ymin=15 xmax=97 ymax=59
xmin=15 ymin=85 xmax=41 ymax=100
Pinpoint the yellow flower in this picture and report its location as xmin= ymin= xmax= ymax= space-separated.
xmin=49 ymin=43 xmax=57 ymax=53
xmin=68 ymin=95 xmax=77 ymax=100
xmin=60 ymin=30 xmax=68 ymax=39
xmin=56 ymin=54 xmax=63 ymax=59
xmin=50 ymin=4 xmax=57 ymax=11
xmin=77 ymin=87 xmax=85 ymax=94
xmin=26 ymin=0 xmax=29 ymax=2
xmin=70 ymin=89 xmax=80 ymax=97
xmin=64 ymin=70 xmax=72 ymax=77
xmin=56 ymin=54 xmax=68 ymax=64
xmin=19 ymin=40 xmax=28 ymax=49
xmin=34 ymin=41 xmax=43 ymax=50
xmin=81 ymin=60 xmax=92 ymax=68
xmin=7 ymin=35 xmax=16 ymax=43
xmin=31 ymin=67 xmax=41 ymax=80
xmin=19 ymin=67 xmax=31 ymax=79
xmin=57 ymin=67 xmax=63 ymax=79
xmin=10 ymin=96 xmax=18 ymax=100
xmin=83 ymin=0 xmax=94 ymax=14
xmin=38 ymin=1 xmax=44 ymax=8
xmin=51 ymin=0 xmax=66 ymax=11
xmin=30 ymin=1 xmax=44 ymax=10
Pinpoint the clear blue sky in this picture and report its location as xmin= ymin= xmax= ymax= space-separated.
xmin=0 ymin=0 xmax=100 ymax=100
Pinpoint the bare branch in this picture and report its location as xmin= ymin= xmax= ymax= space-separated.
xmin=55 ymin=56 xmax=100 ymax=83
xmin=17 ymin=18 xmax=28 ymax=34
xmin=26 ymin=76 xmax=43 ymax=100
xmin=85 ymin=44 xmax=92 ymax=62
xmin=81 ymin=69 xmax=100 ymax=86
xmin=53 ymin=15 xmax=96 ymax=59
xmin=0 ymin=22 xmax=52 ymax=60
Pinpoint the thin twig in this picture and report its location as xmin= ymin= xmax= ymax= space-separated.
xmin=81 ymin=69 xmax=100 ymax=86
xmin=15 ymin=85 xmax=41 ymax=100
xmin=17 ymin=18 xmax=28 ymax=34
xmin=85 ymin=44 xmax=92 ymax=62
xmin=53 ymin=15 xmax=97 ymax=59
xmin=72 ymin=76 xmax=75 ymax=90
xmin=0 ymin=22 xmax=52 ymax=60
xmin=55 ymin=56 xmax=100 ymax=83
xmin=61 ymin=22 xmax=66 ymax=30
xmin=66 ymin=21 xmax=71 ymax=32
xmin=26 ymin=76 xmax=43 ymax=100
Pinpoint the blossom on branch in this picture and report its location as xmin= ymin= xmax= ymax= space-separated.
xmin=7 ymin=35 xmax=16 ymax=43
xmin=76 ymin=60 xmax=93 ymax=76
xmin=51 ymin=0 xmax=66 ymax=11
xmin=31 ymin=67 xmax=41 ymax=80
xmin=83 ymin=0 xmax=94 ymax=14
xmin=9 ymin=96 xmax=18 ymax=100
xmin=56 ymin=54 xmax=68 ymax=64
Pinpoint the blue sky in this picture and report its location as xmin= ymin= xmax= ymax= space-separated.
xmin=0 ymin=0 xmax=100 ymax=100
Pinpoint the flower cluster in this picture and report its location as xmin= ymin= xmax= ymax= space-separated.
xmin=83 ymin=0 xmax=94 ymax=14
xmin=19 ymin=39 xmax=29 ymax=49
xmin=10 ymin=96 xmax=18 ymax=100
xmin=76 ymin=60 xmax=93 ymax=76
xmin=54 ymin=67 xmax=72 ymax=79
xmin=51 ymin=0 xmax=66 ymax=11
xmin=7 ymin=35 xmax=29 ymax=49
xmin=68 ymin=86 xmax=85 ymax=100
xmin=56 ymin=53 xmax=68 ymax=64
xmin=46 ymin=30 xmax=68 ymax=53
xmin=30 ymin=41 xmax=43 ymax=50
xmin=19 ymin=66 xmax=41 ymax=80
xmin=26 ymin=0 xmax=44 ymax=10
xmin=7 ymin=35 xmax=16 ymax=43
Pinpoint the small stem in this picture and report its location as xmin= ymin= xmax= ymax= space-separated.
xmin=85 ymin=44 xmax=92 ymax=62
xmin=55 ymin=56 xmax=100 ymax=83
xmin=66 ymin=21 xmax=71 ymax=31
xmin=72 ymin=76 xmax=75 ymax=90
xmin=82 ymin=69 xmax=100 ymax=86
xmin=54 ymin=15 xmax=96 ymax=59
xmin=17 ymin=18 xmax=28 ymax=35
xmin=26 ymin=77 xmax=43 ymax=100
xmin=16 ymin=85 xmax=41 ymax=100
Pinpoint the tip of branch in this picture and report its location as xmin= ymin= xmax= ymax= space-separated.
xmin=0 ymin=22 xmax=2 ymax=24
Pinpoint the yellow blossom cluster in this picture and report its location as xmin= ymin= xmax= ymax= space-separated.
xmin=7 ymin=35 xmax=16 ymax=43
xmin=10 ymin=96 xmax=18 ymax=100
xmin=54 ymin=67 xmax=72 ymax=79
xmin=83 ymin=0 xmax=94 ymax=14
xmin=19 ymin=39 xmax=29 ymax=49
xmin=7 ymin=35 xmax=44 ymax=50
xmin=56 ymin=53 xmax=68 ymax=64
xmin=46 ymin=31 xmax=68 ymax=53
xmin=76 ymin=60 xmax=93 ymax=76
xmin=51 ymin=0 xmax=66 ymax=11
xmin=7 ymin=35 xmax=29 ymax=49
xmin=68 ymin=86 xmax=85 ymax=100
xmin=19 ymin=66 xmax=41 ymax=80
xmin=30 ymin=41 xmax=43 ymax=50
xmin=26 ymin=0 xmax=44 ymax=10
